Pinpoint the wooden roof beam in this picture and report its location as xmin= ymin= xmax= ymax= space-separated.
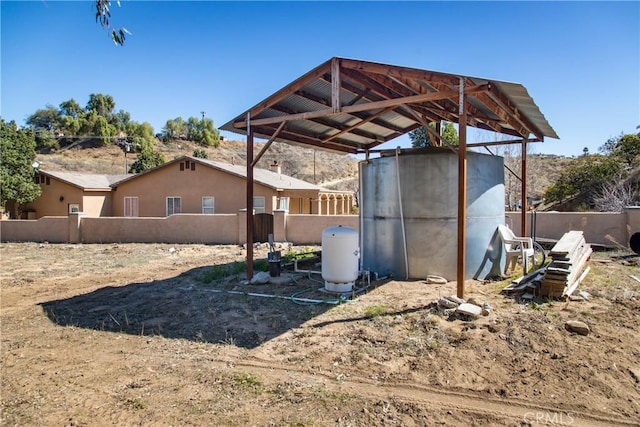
xmin=338 ymin=69 xmax=425 ymax=124
xmin=296 ymin=84 xmax=407 ymax=134
xmin=486 ymin=85 xmax=544 ymax=140
xmin=269 ymin=104 xmax=382 ymax=143
xmin=233 ymin=86 xmax=489 ymax=128
xmin=244 ymin=61 xmax=332 ymax=121
xmin=252 ymin=124 xmax=359 ymax=153
xmin=323 ymin=106 xmax=396 ymax=143
xmin=473 ymin=91 xmax=531 ymax=138
xmin=401 ymin=106 xmax=451 ymax=149
xmin=466 ymin=137 xmax=541 ymax=148
xmin=340 ymin=58 xmax=460 ymax=86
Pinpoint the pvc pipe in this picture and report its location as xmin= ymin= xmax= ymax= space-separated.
xmin=180 ymin=287 xmax=341 ymax=305
xmin=395 ymin=147 xmax=409 ymax=280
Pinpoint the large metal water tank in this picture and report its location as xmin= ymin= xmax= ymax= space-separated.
xmin=322 ymin=225 xmax=359 ymax=293
xmin=360 ymin=148 xmax=505 ymax=281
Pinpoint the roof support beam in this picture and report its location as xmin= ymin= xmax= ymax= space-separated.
xmin=340 ymin=58 xmax=460 ymax=86
xmin=246 ymin=115 xmax=254 ymax=281
xmin=338 ymin=69 xmax=427 ymax=125
xmin=268 ymin=104 xmax=382 ymax=142
xmin=322 ymin=79 xmax=407 ymax=133
xmin=473 ymin=90 xmax=532 ymax=138
xmin=521 ymin=137 xmax=528 ymax=239
xmin=252 ymin=124 xmax=358 ymax=153
xmin=233 ymin=85 xmax=489 ymax=128
xmin=331 ymin=58 xmax=341 ymax=113
xmin=323 ymin=106 xmax=396 ymax=143
xmin=457 ymin=80 xmax=468 ymax=300
xmin=466 ymin=138 xmax=541 ymax=148
xmin=480 ymin=145 xmax=522 ymax=182
xmin=401 ymin=105 xmax=450 ymax=149
xmin=245 ymin=61 xmax=331 ymax=119
xmin=250 ymin=121 xmax=286 ymax=167
xmin=487 ymin=85 xmax=544 ymax=140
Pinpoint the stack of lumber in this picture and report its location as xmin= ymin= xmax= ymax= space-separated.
xmin=501 ymin=269 xmax=546 ymax=299
xmin=540 ymin=231 xmax=592 ymax=298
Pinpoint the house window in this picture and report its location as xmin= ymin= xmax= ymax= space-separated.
xmin=46 ymin=177 xmax=50 ymax=185
xmin=202 ymin=197 xmax=215 ymax=214
xmin=278 ymin=197 xmax=290 ymax=211
xmin=166 ymin=196 xmax=181 ymax=216
xmin=180 ymin=162 xmax=185 ymax=171
xmin=68 ymin=204 xmax=80 ymax=214
xmin=35 ymin=176 xmax=40 ymax=184
xmin=124 ymin=197 xmax=139 ymax=217
xmin=253 ymin=196 xmax=265 ymax=214
xmin=191 ymin=162 xmax=196 ymax=171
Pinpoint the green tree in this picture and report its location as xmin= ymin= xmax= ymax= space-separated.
xmin=91 ymin=115 xmax=117 ymax=143
xmin=125 ymin=121 xmax=154 ymax=140
xmin=544 ymin=154 xmax=622 ymax=204
xmin=95 ymin=0 xmax=130 ymax=45
xmin=161 ymin=117 xmax=187 ymax=141
xmin=441 ymin=122 xmax=459 ymax=145
xmin=26 ymin=105 xmax=61 ymax=131
xmin=602 ymin=133 xmax=640 ymax=167
xmin=0 ymin=120 xmax=42 ymax=217
xmin=193 ymin=148 xmax=208 ymax=159
xmin=113 ymin=109 xmax=131 ymax=131
xmin=128 ymin=138 xmax=166 ymax=173
xmin=409 ymin=122 xmax=458 ymax=147
xmin=182 ymin=116 xmax=220 ymax=147
xmin=86 ymin=93 xmax=116 ymax=118
xmin=409 ymin=124 xmax=434 ymax=147
xmin=59 ymin=99 xmax=83 ymax=118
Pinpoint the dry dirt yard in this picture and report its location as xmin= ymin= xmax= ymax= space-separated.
xmin=1 ymin=242 xmax=639 ymax=427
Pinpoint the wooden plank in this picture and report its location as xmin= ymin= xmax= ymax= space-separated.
xmin=547 ymin=267 xmax=571 ymax=274
xmin=563 ymin=266 xmax=591 ymax=298
xmin=549 ymin=231 xmax=584 ymax=256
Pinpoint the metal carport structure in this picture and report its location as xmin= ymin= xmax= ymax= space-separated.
xmin=220 ymin=57 xmax=558 ymax=297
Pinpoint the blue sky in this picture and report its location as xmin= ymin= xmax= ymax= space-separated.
xmin=1 ymin=1 xmax=638 ymax=157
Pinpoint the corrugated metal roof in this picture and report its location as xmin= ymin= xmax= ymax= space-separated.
xmin=221 ymin=57 xmax=558 ymax=154
xmin=40 ymin=170 xmax=130 ymax=190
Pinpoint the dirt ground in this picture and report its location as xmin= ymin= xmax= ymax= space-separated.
xmin=1 ymin=242 xmax=639 ymax=427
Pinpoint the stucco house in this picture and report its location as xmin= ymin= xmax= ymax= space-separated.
xmin=24 ymin=156 xmax=355 ymax=218
xmin=25 ymin=170 xmax=129 ymax=219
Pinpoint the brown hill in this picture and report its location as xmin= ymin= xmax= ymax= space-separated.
xmin=35 ymin=138 xmax=359 ymax=190
xmin=35 ymin=140 xmax=571 ymax=196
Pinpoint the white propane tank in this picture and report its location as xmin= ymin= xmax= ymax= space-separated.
xmin=321 ymin=225 xmax=360 ymax=293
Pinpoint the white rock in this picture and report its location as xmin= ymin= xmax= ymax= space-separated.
xmin=446 ymin=295 xmax=466 ymax=305
xmin=437 ymin=297 xmax=459 ymax=309
xmin=456 ymin=303 xmax=483 ymax=318
xmin=250 ymin=271 xmax=271 ymax=285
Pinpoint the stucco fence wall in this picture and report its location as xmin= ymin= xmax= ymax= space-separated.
xmin=0 ymin=212 xmax=358 ymax=245
xmin=0 ymin=216 xmax=69 ymax=243
xmin=2 ymin=209 xmax=639 ymax=248
xmin=506 ymin=209 xmax=640 ymax=247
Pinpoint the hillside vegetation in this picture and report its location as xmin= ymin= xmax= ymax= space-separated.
xmin=35 ymin=138 xmax=577 ymax=195
xmin=36 ymin=138 xmax=360 ymax=190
